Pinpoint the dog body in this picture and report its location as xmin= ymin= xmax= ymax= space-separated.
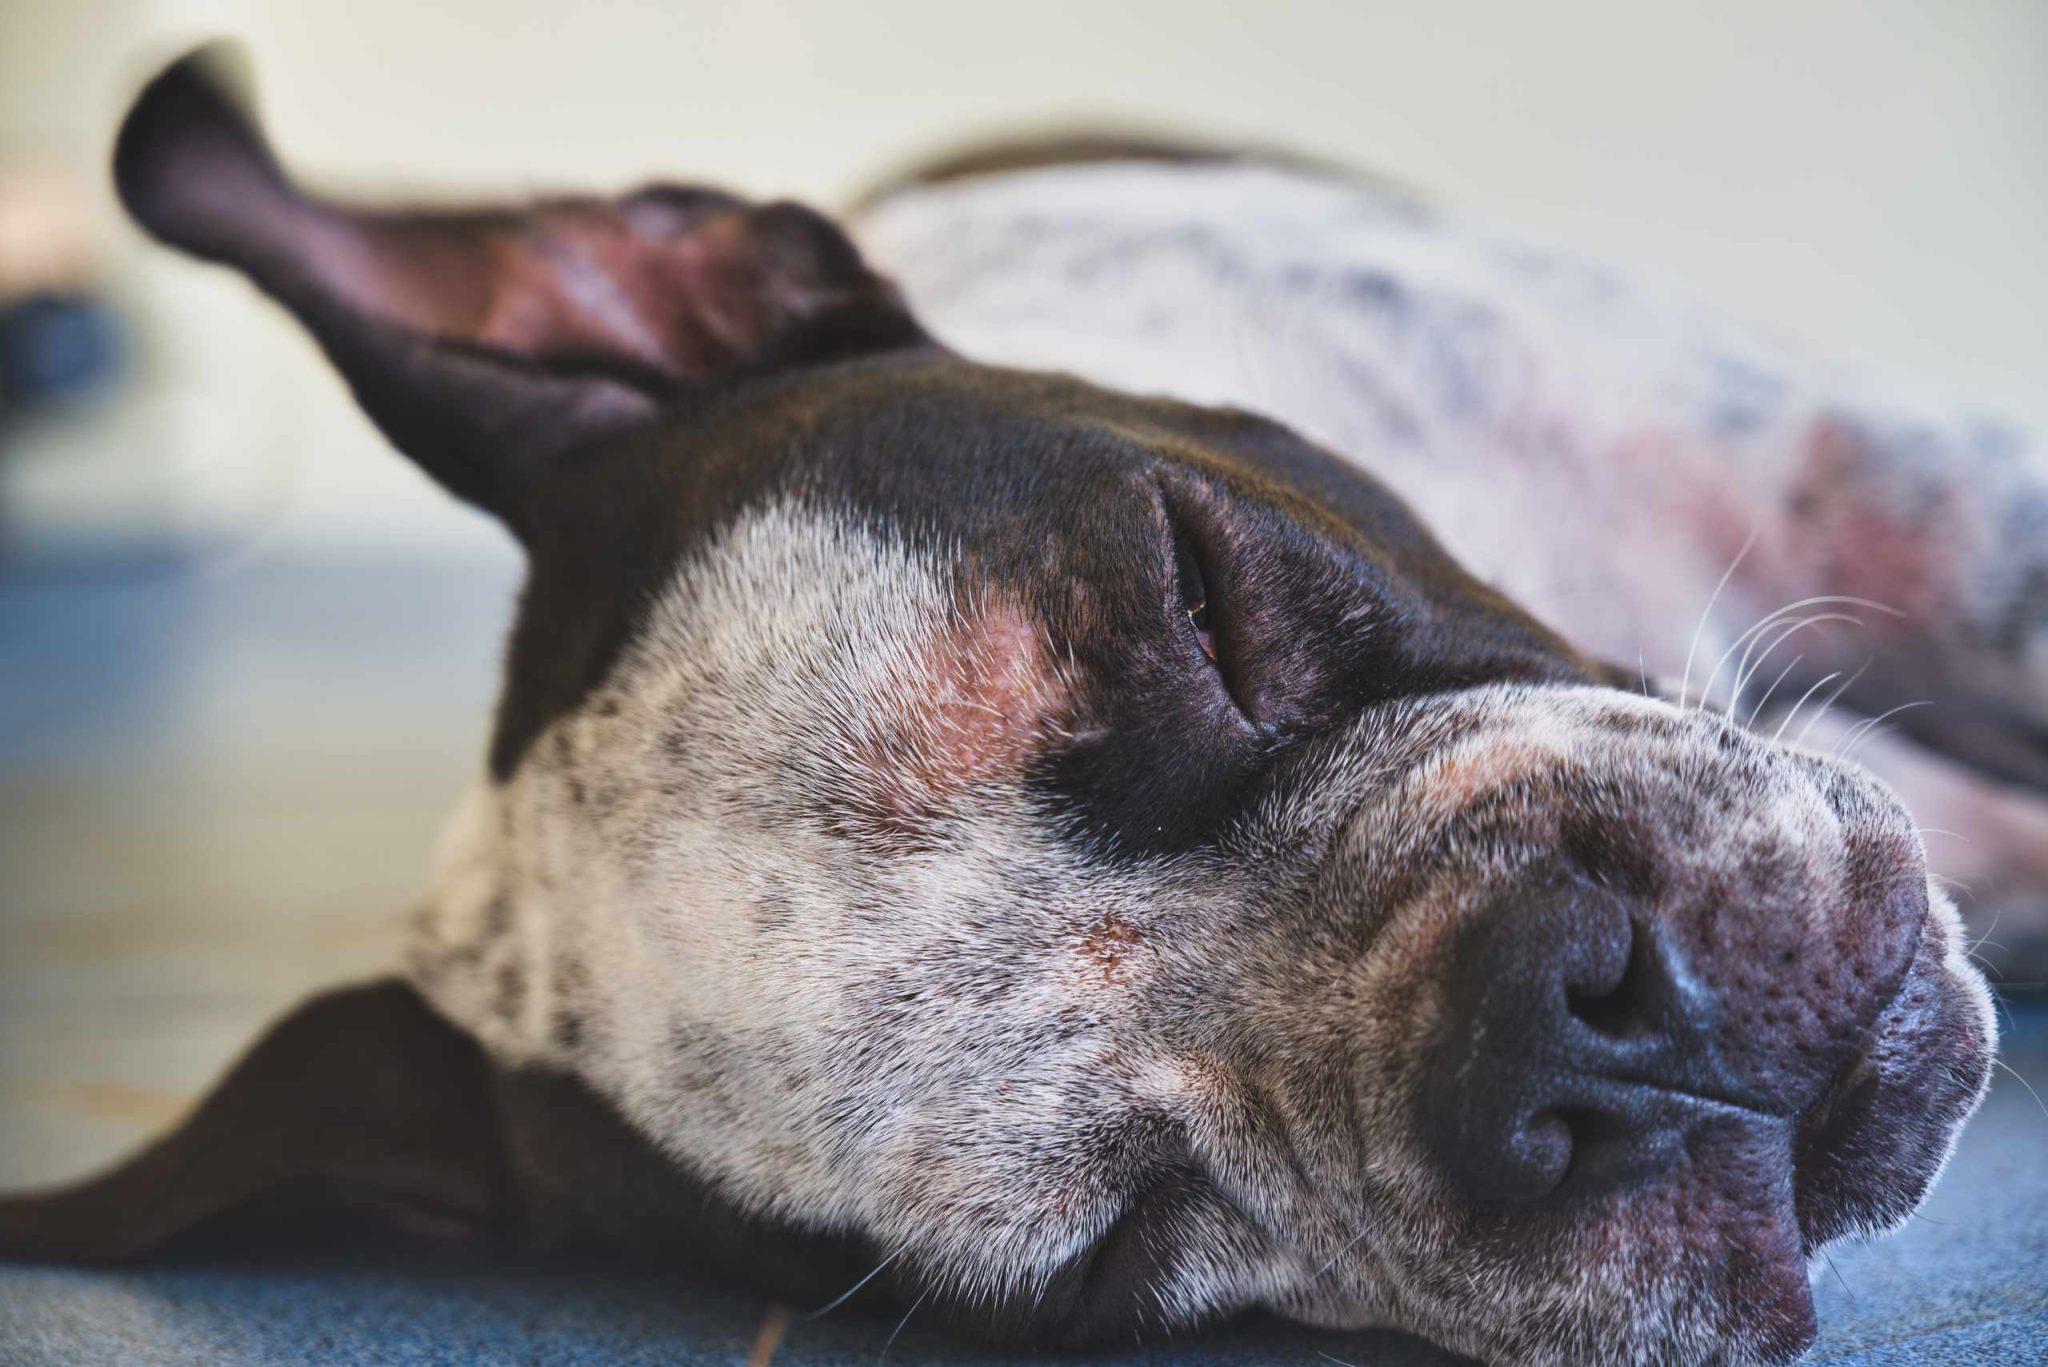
xmin=0 ymin=58 xmax=2014 ymax=1367
xmin=850 ymin=155 xmax=2048 ymax=933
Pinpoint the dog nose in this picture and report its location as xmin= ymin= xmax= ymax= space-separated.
xmin=1421 ymin=876 xmax=1778 ymax=1206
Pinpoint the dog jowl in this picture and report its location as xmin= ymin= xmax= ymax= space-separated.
xmin=0 ymin=49 xmax=1995 ymax=1367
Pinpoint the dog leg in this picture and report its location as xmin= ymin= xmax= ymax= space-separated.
xmin=1732 ymin=407 xmax=2048 ymax=791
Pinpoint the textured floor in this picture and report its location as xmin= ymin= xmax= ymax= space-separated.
xmin=1 ymin=552 xmax=2044 ymax=1363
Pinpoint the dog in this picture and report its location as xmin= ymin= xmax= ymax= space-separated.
xmin=0 ymin=48 xmax=2010 ymax=1367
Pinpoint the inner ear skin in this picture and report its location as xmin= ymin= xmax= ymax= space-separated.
xmin=110 ymin=49 xmax=929 ymax=546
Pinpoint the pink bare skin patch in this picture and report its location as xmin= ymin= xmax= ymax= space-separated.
xmin=835 ymin=596 xmax=1076 ymax=850
xmin=1782 ymin=418 xmax=1966 ymax=627
xmin=280 ymin=188 xmax=884 ymax=386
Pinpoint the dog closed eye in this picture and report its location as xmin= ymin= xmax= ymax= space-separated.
xmin=1160 ymin=482 xmax=1267 ymax=733
xmin=1179 ymin=550 xmax=1217 ymax=664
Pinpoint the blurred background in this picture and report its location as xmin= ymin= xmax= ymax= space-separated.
xmin=3 ymin=0 xmax=2046 ymax=1192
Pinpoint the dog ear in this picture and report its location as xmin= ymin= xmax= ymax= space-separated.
xmin=0 ymin=978 xmax=888 ymax=1311
xmin=112 ymin=46 xmax=928 ymax=539
xmin=0 ymin=980 xmax=509 ymax=1261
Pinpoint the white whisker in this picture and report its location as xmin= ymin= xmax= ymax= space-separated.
xmin=1771 ymin=669 xmax=1842 ymax=745
xmin=806 ymin=1241 xmax=911 ymax=1321
xmin=1728 ymin=614 xmax=1833 ymax=709
xmin=1821 ymin=1250 xmax=1856 ymax=1303
xmin=1744 ymin=654 xmax=1805 ymax=726
xmin=1311 ymin=1218 xmax=1377 ymax=1281
xmin=876 ymin=1287 xmax=930 ymax=1365
xmin=1725 ymin=616 xmax=1812 ymax=712
xmin=1731 ymin=611 xmax=1861 ymax=710
xmin=1791 ymin=662 xmax=1872 ymax=750
xmin=1843 ymin=721 xmax=1905 ymax=761
xmin=1836 ymin=701 xmax=1932 ymax=761
xmin=1700 ymin=597 xmax=1886 ymax=714
xmin=1679 ymin=526 xmax=1759 ymax=711
xmin=1967 ymin=904 xmax=2004 ymax=956
xmin=1993 ymin=1057 xmax=2048 ymax=1125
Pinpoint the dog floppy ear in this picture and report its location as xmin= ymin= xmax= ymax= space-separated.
xmin=113 ymin=46 xmax=928 ymax=539
xmin=0 ymin=978 xmax=884 ymax=1307
xmin=0 ymin=981 xmax=508 ymax=1260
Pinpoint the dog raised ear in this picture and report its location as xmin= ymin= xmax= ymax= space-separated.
xmin=113 ymin=46 xmax=928 ymax=539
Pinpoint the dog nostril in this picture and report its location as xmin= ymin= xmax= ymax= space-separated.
xmin=1423 ymin=881 xmax=1710 ymax=1206
xmin=1493 ymin=1111 xmax=1574 ymax=1202
xmin=1548 ymin=1103 xmax=1685 ymax=1198
xmin=1566 ymin=918 xmax=1660 ymax=1041
xmin=1445 ymin=1099 xmax=1687 ymax=1208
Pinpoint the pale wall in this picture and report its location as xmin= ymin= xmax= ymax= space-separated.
xmin=4 ymin=0 xmax=2044 ymax=551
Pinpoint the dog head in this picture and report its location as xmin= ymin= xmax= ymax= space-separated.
xmin=44 ymin=50 xmax=1996 ymax=1366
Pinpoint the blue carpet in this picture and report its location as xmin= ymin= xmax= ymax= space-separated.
xmin=2 ymin=1002 xmax=2041 ymax=1365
